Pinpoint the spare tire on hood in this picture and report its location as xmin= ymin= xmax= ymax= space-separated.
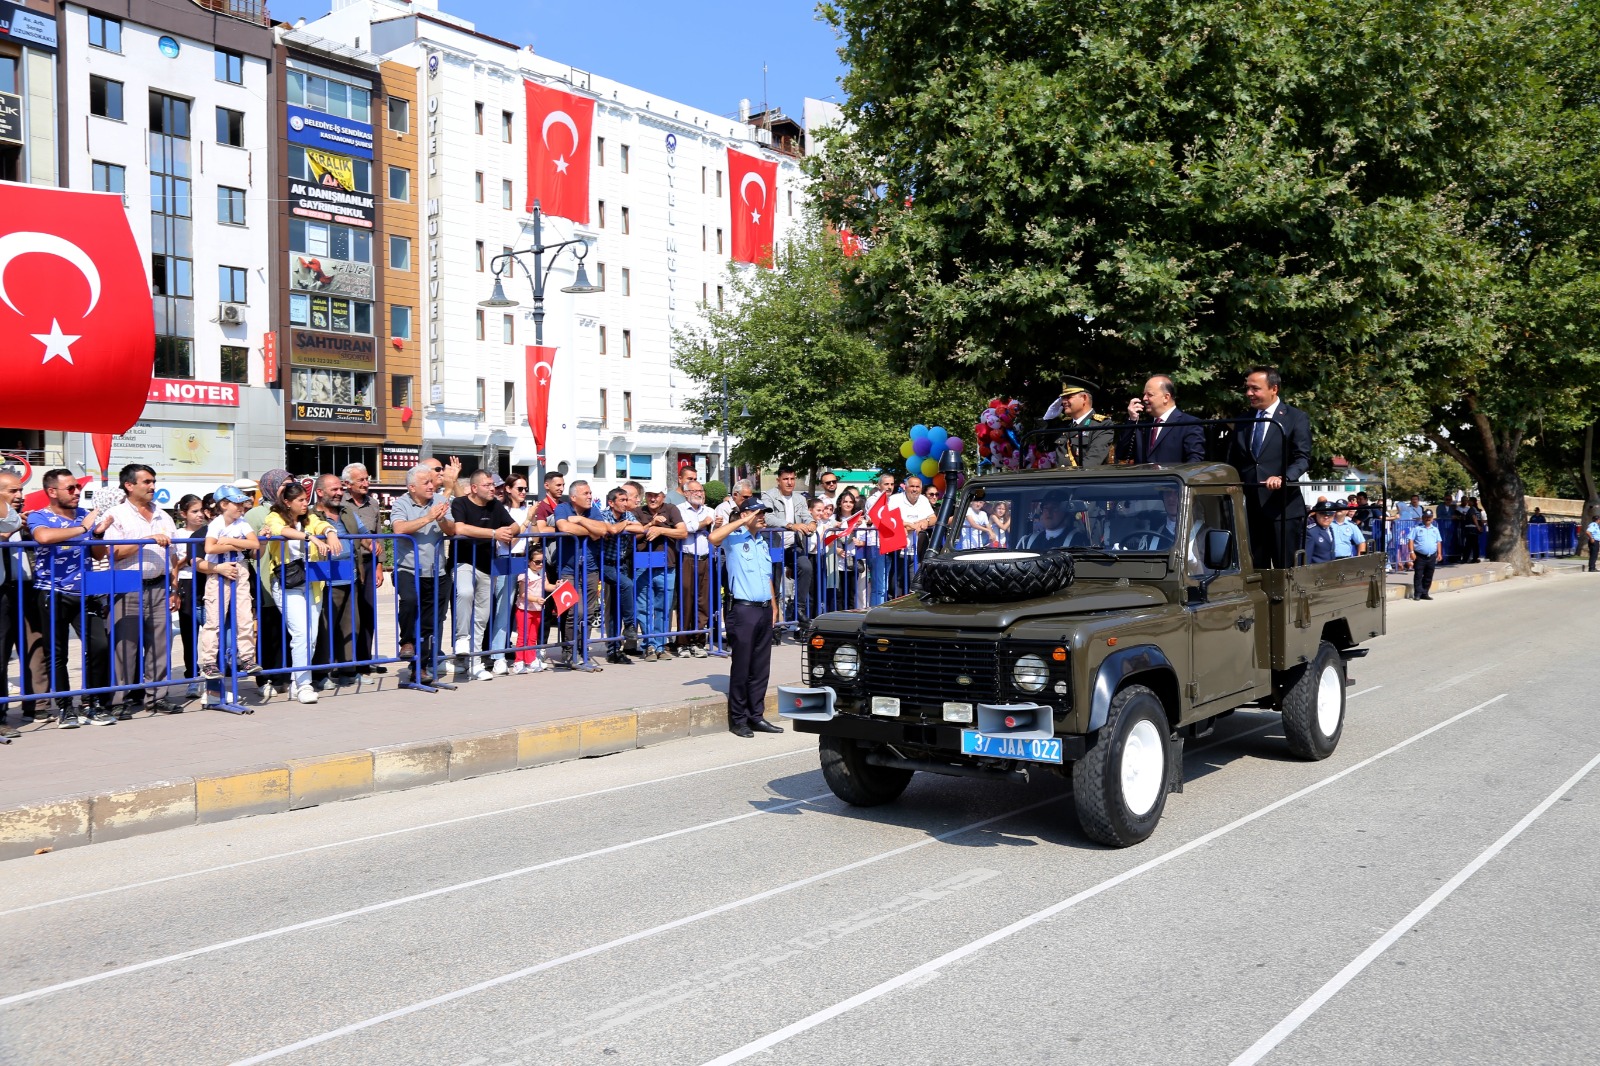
xmin=915 ymin=548 xmax=1075 ymax=604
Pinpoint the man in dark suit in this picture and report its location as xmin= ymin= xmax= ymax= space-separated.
xmin=1121 ymin=374 xmax=1207 ymax=465
xmin=1226 ymin=366 xmax=1313 ymax=569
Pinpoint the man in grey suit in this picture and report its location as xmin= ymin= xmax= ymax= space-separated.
xmin=1226 ymin=366 xmax=1313 ymax=569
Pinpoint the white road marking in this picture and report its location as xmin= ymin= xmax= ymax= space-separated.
xmin=228 ymin=797 xmax=1063 ymax=1066
xmin=1428 ymin=661 xmax=1498 ymax=692
xmin=1228 ymin=746 xmax=1600 ymax=1066
xmin=694 ymin=693 xmax=1507 ymax=1066
xmin=0 ymin=790 xmax=832 ymax=1008
xmin=0 ymin=748 xmax=812 ymax=917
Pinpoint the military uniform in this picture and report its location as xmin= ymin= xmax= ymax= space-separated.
xmin=1046 ymin=378 xmax=1114 ymax=468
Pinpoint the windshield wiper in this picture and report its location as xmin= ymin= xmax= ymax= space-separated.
xmin=1066 ymin=545 xmax=1120 ymax=564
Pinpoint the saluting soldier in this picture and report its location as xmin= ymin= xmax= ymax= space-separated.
xmin=1044 ymin=376 xmax=1113 ymax=468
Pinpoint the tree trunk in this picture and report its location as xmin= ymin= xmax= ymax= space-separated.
xmin=1479 ymin=461 xmax=1530 ymax=572
xmin=1580 ymin=421 xmax=1596 ymax=510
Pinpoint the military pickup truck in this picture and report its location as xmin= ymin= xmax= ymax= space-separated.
xmin=780 ymin=463 xmax=1386 ymax=846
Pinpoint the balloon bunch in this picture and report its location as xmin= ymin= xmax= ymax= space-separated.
xmin=973 ymin=398 xmax=1026 ymax=470
xmin=897 ymin=423 xmax=965 ymax=490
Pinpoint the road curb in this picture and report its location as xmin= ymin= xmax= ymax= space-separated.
xmin=1385 ymin=558 xmax=1583 ymax=600
xmin=0 ymin=694 xmax=748 ymax=861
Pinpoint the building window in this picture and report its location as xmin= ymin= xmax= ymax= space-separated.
xmin=717 ymin=285 xmax=725 ymax=309
xmin=475 ymin=172 xmax=484 ymax=202
xmin=392 ymin=375 xmax=412 ymax=408
xmin=220 ymin=345 xmax=248 ymax=384
xmin=291 ymin=368 xmax=375 ymax=409
xmin=502 ymin=179 xmax=513 ymax=210
xmin=599 ymin=388 xmax=608 ymax=427
xmin=702 ymin=225 xmax=707 ymax=251
xmin=614 ymin=454 xmax=627 ymax=478
xmin=290 ymin=219 xmax=373 ymax=264
xmin=389 ymin=235 xmax=411 ymax=270
xmin=621 ymin=206 xmax=630 ymax=234
xmin=92 ymin=161 xmax=125 ymax=196
xmin=388 ymin=166 xmax=409 ymax=201
xmin=716 ymin=229 xmax=724 ymax=254
xmin=501 ymin=110 xmax=513 ymax=142
xmin=623 ymin=391 xmax=633 ymax=429
xmin=219 ymin=265 xmax=248 ymax=303
xmin=503 ymin=381 xmax=515 ymax=423
xmin=502 ymin=314 xmax=514 ymax=344
xmin=216 ymin=107 xmax=244 ymax=147
xmin=596 ymin=137 xmax=605 ymax=166
xmin=716 ymin=169 xmax=723 ymax=196
xmin=388 ymin=96 xmax=409 ymax=133
xmin=620 ymin=144 xmax=629 ymax=173
xmin=288 ymin=146 xmax=370 ymax=191
xmin=476 ymin=378 xmax=486 ymax=418
xmin=475 ymin=241 xmax=485 ymax=271
xmin=622 ymin=329 xmax=633 ymax=358
xmin=151 ymin=92 xmax=193 ymax=380
xmin=620 ymin=267 xmax=630 ymax=296
xmin=217 ymin=185 xmax=246 ymax=225
xmin=88 ymin=14 xmax=121 ymax=52
xmin=787 ymin=189 xmax=794 ymax=216
xmin=475 ymin=102 xmax=484 ymax=134
xmin=701 ymin=167 xmax=707 ymax=193
xmin=475 ymin=310 xmax=485 ymax=341
xmin=215 ymin=49 xmax=243 ymax=85
xmin=391 ymin=305 xmax=412 ymax=339
xmin=597 ymin=200 xmax=606 ymax=228
xmin=286 ymin=71 xmax=370 ymax=122
xmin=90 ymin=76 xmax=123 ymax=120
xmin=596 ymin=262 xmax=606 ymax=290
xmin=288 ymin=293 xmax=371 ymax=334
xmin=702 ymin=282 xmax=707 ymax=305
xmin=598 ymin=325 xmax=607 ymax=354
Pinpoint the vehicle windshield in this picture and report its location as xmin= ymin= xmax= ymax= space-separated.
xmin=946 ymin=478 xmax=1184 ymax=556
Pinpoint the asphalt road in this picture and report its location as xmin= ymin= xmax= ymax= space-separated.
xmin=1 ymin=572 xmax=1596 ymax=1066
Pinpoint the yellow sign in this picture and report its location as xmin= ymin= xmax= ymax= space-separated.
xmin=307 ymin=148 xmax=354 ymax=192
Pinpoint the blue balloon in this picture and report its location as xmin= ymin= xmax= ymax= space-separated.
xmin=912 ymin=437 xmax=932 ymax=457
xmin=905 ymin=455 xmax=922 ymax=475
xmin=927 ymin=426 xmax=949 ymax=452
xmin=909 ymin=424 xmax=929 ymax=441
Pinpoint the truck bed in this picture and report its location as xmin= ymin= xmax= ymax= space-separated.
xmin=1262 ymin=554 xmax=1387 ymax=671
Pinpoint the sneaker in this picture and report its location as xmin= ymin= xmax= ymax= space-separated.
xmin=0 ymin=723 xmax=19 ymax=739
xmin=510 ymin=661 xmax=527 ymax=675
xmin=333 ymin=673 xmax=358 ymax=688
xmin=472 ymin=667 xmax=494 ymax=682
xmin=690 ymin=646 xmax=708 ymax=659
xmin=199 ymin=664 xmax=223 ymax=681
xmin=89 ymin=710 xmax=117 ymax=726
xmin=491 ymin=660 xmax=509 ymax=676
xmin=296 ymin=685 xmax=319 ymax=704
xmin=57 ymin=711 xmax=79 ymax=729
xmin=529 ymin=659 xmax=550 ymax=673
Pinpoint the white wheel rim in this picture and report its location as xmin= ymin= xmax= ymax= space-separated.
xmin=1316 ymin=664 xmax=1343 ymax=737
xmin=1120 ymin=718 xmax=1165 ymax=817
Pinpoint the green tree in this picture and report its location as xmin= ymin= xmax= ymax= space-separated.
xmin=673 ymin=225 xmax=970 ymax=478
xmin=1386 ymin=450 xmax=1472 ymax=504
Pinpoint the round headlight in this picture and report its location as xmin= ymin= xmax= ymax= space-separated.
xmin=1012 ymin=654 xmax=1049 ymax=693
xmin=833 ymin=644 xmax=860 ymax=681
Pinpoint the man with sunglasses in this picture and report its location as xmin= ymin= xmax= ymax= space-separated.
xmin=818 ymin=472 xmax=844 ymax=506
xmin=27 ymin=470 xmax=114 ymax=726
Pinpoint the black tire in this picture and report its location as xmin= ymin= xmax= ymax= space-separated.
xmin=1280 ymin=640 xmax=1346 ymax=760
xmin=818 ymin=735 xmax=913 ymax=807
xmin=1072 ymin=684 xmax=1172 ymax=847
xmin=916 ymin=548 xmax=1075 ymax=604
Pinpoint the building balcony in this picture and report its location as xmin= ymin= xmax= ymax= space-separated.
xmin=191 ymin=0 xmax=271 ymax=27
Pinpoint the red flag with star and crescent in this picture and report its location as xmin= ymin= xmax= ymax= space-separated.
xmin=727 ymin=148 xmax=779 ymax=267
xmin=525 ymin=345 xmax=557 ymax=455
xmin=0 ymin=182 xmax=153 ymax=434
xmin=524 ymin=80 xmax=594 ymax=224
xmin=868 ymin=491 xmax=908 ymax=554
xmin=548 ymin=578 xmax=580 ymax=617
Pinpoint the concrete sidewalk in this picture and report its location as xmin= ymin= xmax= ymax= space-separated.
xmin=0 ymin=646 xmax=800 ymax=860
xmin=1383 ymin=555 xmax=1586 ymax=599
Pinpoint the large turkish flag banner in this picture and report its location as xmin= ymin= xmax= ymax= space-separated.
xmin=524 ymin=80 xmax=594 ymax=224
xmin=525 ymin=345 xmax=557 ymax=454
xmin=0 ymin=183 xmax=153 ymax=433
xmin=727 ymin=148 xmax=779 ymax=267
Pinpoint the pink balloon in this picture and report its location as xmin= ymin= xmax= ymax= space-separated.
xmin=946 ymin=437 xmax=965 ymax=453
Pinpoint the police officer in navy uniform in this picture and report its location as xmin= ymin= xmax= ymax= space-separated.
xmin=709 ymin=498 xmax=784 ymax=737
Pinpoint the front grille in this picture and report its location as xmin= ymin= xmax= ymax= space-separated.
xmin=861 ymin=636 xmax=1001 ymax=711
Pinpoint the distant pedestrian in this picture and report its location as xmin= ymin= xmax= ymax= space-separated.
xmin=199 ymin=485 xmax=260 ymax=696
xmin=552 ymin=479 xmax=611 ymax=668
xmin=338 ymin=463 xmax=385 ymax=676
xmin=597 ymin=487 xmax=646 ymax=665
xmin=634 ymin=488 xmax=686 ymax=661
xmin=709 ymin=499 xmax=783 ymax=738
xmin=1587 ymin=513 xmax=1600 ymax=572
xmin=104 ymin=463 xmax=180 ymax=716
xmin=171 ymin=494 xmax=209 ymax=700
xmin=1306 ymin=503 xmax=1337 ymax=564
xmin=1394 ymin=495 xmax=1423 ymax=572
xmin=1331 ymin=502 xmax=1366 ymax=558
xmin=29 ymin=469 xmax=113 ymax=726
xmin=761 ymin=467 xmax=813 ymax=637
xmin=262 ymin=481 xmax=342 ymax=704
xmin=674 ymin=483 xmax=715 ymax=657
xmin=390 ymin=463 xmax=457 ymax=683
xmin=1406 ymin=510 xmax=1443 ymax=600
xmin=512 ymin=544 xmax=550 ymax=673
xmin=245 ymin=468 xmax=292 ymax=695
xmin=450 ymin=470 xmax=520 ymax=680
xmin=0 ymin=469 xmax=22 ymax=736
xmin=311 ymin=474 xmax=358 ymax=689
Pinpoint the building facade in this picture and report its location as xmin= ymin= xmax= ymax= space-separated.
xmin=58 ymin=0 xmax=280 ymax=501
xmin=307 ymin=0 xmax=807 ymax=493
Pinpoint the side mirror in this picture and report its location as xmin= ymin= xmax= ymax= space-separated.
xmin=1203 ymin=529 xmax=1234 ymax=572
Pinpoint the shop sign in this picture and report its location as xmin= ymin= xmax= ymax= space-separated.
xmin=294 ymin=402 xmax=374 ymax=424
xmin=103 ymin=420 xmax=236 ymax=481
xmin=289 ymin=252 xmax=375 ymax=300
xmin=381 ymin=442 xmax=422 ymax=470
xmin=289 ymin=147 xmax=375 ymax=226
xmin=0 ymin=0 xmax=57 ymax=51
xmin=286 ymin=104 xmax=373 ymax=159
xmin=147 ymin=378 xmax=240 ymax=407
xmin=291 ymin=328 xmax=375 ymax=371
xmin=0 ymin=91 xmax=20 ymax=146
xmin=263 ymin=331 xmax=278 ymax=383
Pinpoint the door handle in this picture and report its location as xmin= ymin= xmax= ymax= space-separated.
xmin=1235 ymin=616 xmax=1255 ymax=631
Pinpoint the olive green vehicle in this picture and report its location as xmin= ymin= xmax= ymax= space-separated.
xmin=780 ymin=464 xmax=1386 ymax=847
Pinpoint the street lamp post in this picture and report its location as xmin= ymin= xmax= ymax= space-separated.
xmin=479 ymin=199 xmax=601 ymax=486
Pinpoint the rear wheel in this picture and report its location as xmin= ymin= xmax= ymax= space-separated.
xmin=1280 ymin=640 xmax=1346 ymax=760
xmin=1072 ymin=684 xmax=1172 ymax=847
xmin=818 ymin=735 xmax=913 ymax=806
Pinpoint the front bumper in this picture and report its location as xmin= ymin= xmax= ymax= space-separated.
xmin=784 ymin=704 xmax=1089 ymax=763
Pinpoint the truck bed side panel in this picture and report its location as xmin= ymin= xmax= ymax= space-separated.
xmin=1264 ymin=555 xmax=1386 ymax=670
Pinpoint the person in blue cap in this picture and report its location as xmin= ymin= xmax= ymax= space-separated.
xmin=709 ymin=498 xmax=784 ymax=738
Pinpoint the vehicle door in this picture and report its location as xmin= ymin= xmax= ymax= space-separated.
xmin=1186 ymin=491 xmax=1258 ymax=705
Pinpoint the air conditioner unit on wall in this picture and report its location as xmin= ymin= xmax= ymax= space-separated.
xmin=219 ymin=303 xmax=246 ymax=325
xmin=755 ymin=128 xmax=773 ymax=146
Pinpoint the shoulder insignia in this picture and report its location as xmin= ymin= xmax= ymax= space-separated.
xmin=1091 ymin=413 xmax=1109 ymax=422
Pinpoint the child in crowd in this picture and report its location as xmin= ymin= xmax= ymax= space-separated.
xmin=199 ymin=485 xmax=261 ymax=693
xmin=171 ymin=494 xmax=209 ymax=700
xmin=513 ymin=544 xmax=549 ymax=673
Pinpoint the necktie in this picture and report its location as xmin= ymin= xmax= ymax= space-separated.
xmin=1146 ymin=416 xmax=1160 ymax=456
xmin=1251 ymin=412 xmax=1266 ymax=456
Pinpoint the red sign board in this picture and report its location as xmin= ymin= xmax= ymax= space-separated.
xmin=263 ymin=331 xmax=278 ymax=384
xmin=147 ymin=378 xmax=241 ymax=407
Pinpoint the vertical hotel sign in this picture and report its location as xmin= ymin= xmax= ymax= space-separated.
xmin=425 ymin=52 xmax=443 ymax=406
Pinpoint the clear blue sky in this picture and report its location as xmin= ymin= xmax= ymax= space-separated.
xmin=274 ymin=0 xmax=848 ymax=122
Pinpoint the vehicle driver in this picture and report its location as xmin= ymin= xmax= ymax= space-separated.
xmin=1017 ymin=493 xmax=1082 ymax=551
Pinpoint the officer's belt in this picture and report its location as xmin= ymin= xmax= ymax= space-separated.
xmin=731 ymin=598 xmax=771 ymax=608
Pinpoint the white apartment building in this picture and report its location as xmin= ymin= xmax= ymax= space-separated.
xmin=305 ymin=0 xmax=807 ymax=492
xmin=59 ymin=1 xmax=282 ymax=501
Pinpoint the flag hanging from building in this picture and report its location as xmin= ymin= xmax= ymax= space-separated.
xmin=726 ymin=148 xmax=779 ymax=267
xmin=524 ymin=80 xmax=594 ymax=223
xmin=0 ymin=183 xmax=153 ymax=434
xmin=525 ymin=345 xmax=557 ymax=455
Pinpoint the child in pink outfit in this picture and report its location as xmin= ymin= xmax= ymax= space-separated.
xmin=513 ymin=546 xmax=548 ymax=672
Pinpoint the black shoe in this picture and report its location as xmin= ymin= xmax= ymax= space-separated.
xmin=750 ymin=719 xmax=784 ymax=734
xmin=57 ymin=711 xmax=79 ymax=730
xmin=153 ymin=698 xmax=182 ymax=715
xmin=605 ymin=652 xmax=632 ymax=665
xmin=729 ymin=725 xmax=755 ymax=738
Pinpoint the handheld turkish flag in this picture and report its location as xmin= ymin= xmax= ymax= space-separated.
xmin=549 ymin=578 xmax=581 ymax=617
xmin=0 ymin=183 xmax=154 ymax=434
xmin=525 ymin=345 xmax=557 ymax=457
xmin=868 ymin=492 xmax=908 ymax=554
xmin=727 ymin=148 xmax=779 ymax=267
xmin=524 ymin=80 xmax=594 ymax=223
xmin=824 ymin=509 xmax=865 ymax=546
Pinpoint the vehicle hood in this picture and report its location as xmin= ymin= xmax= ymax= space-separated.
xmin=853 ymin=582 xmax=1170 ymax=632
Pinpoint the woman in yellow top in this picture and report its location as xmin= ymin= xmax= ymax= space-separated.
xmin=262 ymin=481 xmax=342 ymax=704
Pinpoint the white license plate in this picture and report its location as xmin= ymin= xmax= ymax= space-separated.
xmin=961 ymin=731 xmax=1064 ymax=764
xmin=871 ymin=696 xmax=901 ymax=716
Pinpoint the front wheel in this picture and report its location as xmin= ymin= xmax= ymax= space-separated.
xmin=819 ymin=735 xmax=913 ymax=807
xmin=1280 ymin=641 xmax=1346 ymax=760
xmin=1072 ymin=684 xmax=1172 ymax=847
